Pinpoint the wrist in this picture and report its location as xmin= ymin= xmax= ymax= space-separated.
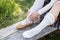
xmin=37 ymin=11 xmax=41 ymax=15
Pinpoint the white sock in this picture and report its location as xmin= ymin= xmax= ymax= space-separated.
xmin=19 ymin=18 xmax=32 ymax=25
xmin=38 ymin=0 xmax=57 ymax=15
xmin=23 ymin=13 xmax=55 ymax=38
xmin=29 ymin=0 xmax=45 ymax=12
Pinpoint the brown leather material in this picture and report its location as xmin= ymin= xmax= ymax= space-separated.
xmin=16 ymin=23 xmax=32 ymax=29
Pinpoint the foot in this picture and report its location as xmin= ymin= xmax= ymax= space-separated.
xmin=16 ymin=13 xmax=40 ymax=29
xmin=23 ymin=30 xmax=34 ymax=38
xmin=16 ymin=18 xmax=33 ymax=29
xmin=16 ymin=10 xmax=33 ymax=29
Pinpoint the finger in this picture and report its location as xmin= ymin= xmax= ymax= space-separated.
xmin=30 ymin=16 xmax=35 ymax=20
xmin=30 ymin=17 xmax=36 ymax=22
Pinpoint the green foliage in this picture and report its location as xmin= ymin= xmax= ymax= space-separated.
xmin=15 ymin=0 xmax=34 ymax=12
xmin=0 ymin=0 xmax=22 ymax=29
xmin=0 ymin=0 xmax=34 ymax=29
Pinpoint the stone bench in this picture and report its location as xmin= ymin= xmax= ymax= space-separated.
xmin=0 ymin=13 xmax=60 ymax=40
xmin=0 ymin=21 xmax=59 ymax=40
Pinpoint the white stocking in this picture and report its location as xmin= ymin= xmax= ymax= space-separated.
xmin=29 ymin=0 xmax=45 ymax=12
xmin=25 ymin=0 xmax=57 ymax=24
xmin=23 ymin=13 xmax=55 ymax=38
xmin=38 ymin=0 xmax=57 ymax=15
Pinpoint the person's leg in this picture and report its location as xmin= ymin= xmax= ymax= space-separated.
xmin=49 ymin=1 xmax=60 ymax=18
xmin=16 ymin=0 xmax=45 ymax=29
xmin=27 ymin=0 xmax=57 ymax=23
xmin=23 ymin=1 xmax=60 ymax=38
xmin=38 ymin=0 xmax=57 ymax=15
xmin=29 ymin=0 xmax=45 ymax=12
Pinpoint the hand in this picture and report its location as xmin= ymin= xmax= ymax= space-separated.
xmin=29 ymin=12 xmax=40 ymax=21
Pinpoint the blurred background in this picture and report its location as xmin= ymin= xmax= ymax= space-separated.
xmin=0 ymin=0 xmax=60 ymax=40
xmin=0 ymin=0 xmax=34 ymax=29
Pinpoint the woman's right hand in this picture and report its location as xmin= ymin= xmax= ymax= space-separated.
xmin=27 ymin=10 xmax=40 ymax=21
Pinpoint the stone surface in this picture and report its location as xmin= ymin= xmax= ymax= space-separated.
xmin=0 ymin=22 xmax=57 ymax=40
xmin=0 ymin=15 xmax=59 ymax=40
xmin=0 ymin=13 xmax=59 ymax=40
